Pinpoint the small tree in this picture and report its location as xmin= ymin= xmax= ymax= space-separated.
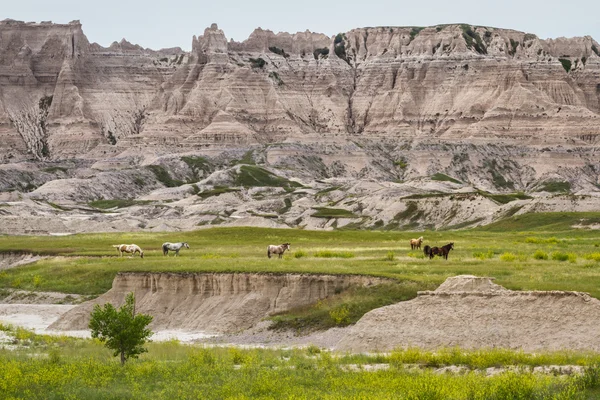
xmin=89 ymin=292 xmax=153 ymax=365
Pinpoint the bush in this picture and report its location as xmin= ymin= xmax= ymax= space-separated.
xmin=329 ymin=305 xmax=350 ymax=325
xmin=551 ymin=251 xmax=569 ymax=262
xmin=533 ymin=250 xmax=548 ymax=260
xmin=249 ymin=57 xmax=266 ymax=68
xmin=386 ymin=251 xmax=395 ymax=261
xmin=314 ymin=250 xmax=354 ymax=258
xmin=293 ymin=250 xmax=307 ymax=259
xmin=500 ymin=252 xmax=516 ymax=262
xmin=268 ymin=46 xmax=288 ymax=58
xmin=558 ymin=58 xmax=572 ymax=73
xmin=584 ymin=253 xmax=600 ymax=262
xmin=473 ymin=250 xmax=494 ymax=260
xmin=313 ymin=48 xmax=329 ymax=59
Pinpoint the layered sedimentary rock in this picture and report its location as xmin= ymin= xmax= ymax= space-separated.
xmin=50 ymin=272 xmax=389 ymax=333
xmin=1 ymin=20 xmax=600 ymax=232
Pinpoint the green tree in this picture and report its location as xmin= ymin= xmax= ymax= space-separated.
xmin=89 ymin=292 xmax=153 ymax=365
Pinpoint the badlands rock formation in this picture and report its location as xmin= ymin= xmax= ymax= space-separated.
xmin=0 ymin=19 xmax=599 ymax=232
xmin=337 ymin=275 xmax=600 ymax=352
xmin=50 ymin=272 xmax=390 ymax=333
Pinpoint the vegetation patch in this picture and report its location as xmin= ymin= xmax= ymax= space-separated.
xmin=536 ymin=181 xmax=571 ymax=193
xmin=268 ymin=46 xmax=289 ymax=58
xmin=409 ymin=27 xmax=424 ymax=42
xmin=313 ymin=48 xmax=329 ymax=59
xmin=478 ymin=191 xmax=532 ymax=204
xmin=313 ymin=250 xmax=355 ymax=258
xmin=181 ymin=156 xmax=212 ymax=181
xmin=249 ymin=57 xmax=266 ymax=68
xmin=311 ymin=207 xmax=358 ymax=219
xmin=233 ymin=165 xmax=303 ymax=190
xmin=461 ymin=25 xmax=487 ymax=54
xmin=431 ymin=173 xmax=461 ymax=184
xmin=43 ymin=166 xmax=68 ymax=174
xmin=89 ymin=199 xmax=152 ymax=209
xmin=270 ymin=283 xmax=420 ymax=332
xmin=268 ymin=71 xmax=284 ymax=86
xmin=559 ymin=58 xmax=572 ymax=73
xmin=147 ymin=165 xmax=184 ymax=187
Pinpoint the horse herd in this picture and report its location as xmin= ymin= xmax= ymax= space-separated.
xmin=112 ymin=242 xmax=190 ymax=258
xmin=111 ymin=239 xmax=453 ymax=260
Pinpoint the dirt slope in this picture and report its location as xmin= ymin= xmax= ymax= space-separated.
xmin=336 ymin=275 xmax=600 ymax=352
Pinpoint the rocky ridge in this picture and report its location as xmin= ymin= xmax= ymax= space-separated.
xmin=0 ymin=20 xmax=599 ymax=232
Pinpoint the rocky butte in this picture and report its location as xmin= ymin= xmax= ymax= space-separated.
xmin=0 ymin=19 xmax=599 ymax=234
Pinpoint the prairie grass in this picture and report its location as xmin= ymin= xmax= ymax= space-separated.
xmin=2 ymin=325 xmax=599 ymax=399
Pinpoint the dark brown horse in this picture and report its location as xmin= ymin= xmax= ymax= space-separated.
xmin=425 ymin=243 xmax=454 ymax=260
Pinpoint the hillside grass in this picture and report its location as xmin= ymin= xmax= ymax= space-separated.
xmin=1 ymin=325 xmax=599 ymax=398
xmin=1 ymin=213 xmax=600 ymax=298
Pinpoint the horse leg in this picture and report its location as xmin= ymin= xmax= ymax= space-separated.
xmin=268 ymin=251 xmax=271 ymax=259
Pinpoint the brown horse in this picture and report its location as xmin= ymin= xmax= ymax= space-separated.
xmin=426 ymin=243 xmax=454 ymax=260
xmin=410 ymin=236 xmax=423 ymax=250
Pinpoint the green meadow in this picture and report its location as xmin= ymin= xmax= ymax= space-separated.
xmin=1 ymin=324 xmax=600 ymax=399
xmin=1 ymin=212 xmax=600 ymax=397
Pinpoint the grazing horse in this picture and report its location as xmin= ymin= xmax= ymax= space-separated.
xmin=267 ymin=243 xmax=291 ymax=259
xmin=410 ymin=236 xmax=424 ymax=250
xmin=427 ymin=243 xmax=454 ymax=260
xmin=162 ymin=242 xmax=190 ymax=256
xmin=112 ymin=244 xmax=144 ymax=258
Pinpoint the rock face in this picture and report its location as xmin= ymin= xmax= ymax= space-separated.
xmin=49 ymin=272 xmax=389 ymax=333
xmin=336 ymin=275 xmax=600 ymax=352
xmin=1 ymin=20 xmax=600 ymax=232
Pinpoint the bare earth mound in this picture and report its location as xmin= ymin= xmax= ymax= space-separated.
xmin=336 ymin=275 xmax=600 ymax=352
xmin=50 ymin=272 xmax=389 ymax=334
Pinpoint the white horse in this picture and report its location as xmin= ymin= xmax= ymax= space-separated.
xmin=267 ymin=243 xmax=291 ymax=259
xmin=162 ymin=242 xmax=190 ymax=256
xmin=112 ymin=244 xmax=144 ymax=258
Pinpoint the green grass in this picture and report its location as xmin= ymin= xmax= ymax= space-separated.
xmin=2 ymin=216 xmax=600 ymax=298
xmin=233 ymin=165 xmax=302 ymax=190
xmin=536 ymin=181 xmax=571 ymax=193
xmin=270 ymin=283 xmax=420 ymax=331
xmin=147 ymin=165 xmax=184 ymax=187
xmin=89 ymin=199 xmax=153 ymax=209
xmin=1 ymin=326 xmax=598 ymax=398
xmin=431 ymin=173 xmax=461 ymax=184
xmin=311 ymin=207 xmax=358 ymax=219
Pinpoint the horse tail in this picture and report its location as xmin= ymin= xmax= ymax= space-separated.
xmin=162 ymin=243 xmax=168 ymax=255
xmin=423 ymin=245 xmax=431 ymax=256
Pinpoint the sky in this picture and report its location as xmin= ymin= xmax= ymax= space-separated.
xmin=3 ymin=0 xmax=599 ymax=51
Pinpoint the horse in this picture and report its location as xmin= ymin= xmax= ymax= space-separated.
xmin=267 ymin=243 xmax=291 ymax=259
xmin=427 ymin=243 xmax=454 ymax=260
xmin=410 ymin=236 xmax=424 ymax=250
xmin=112 ymin=244 xmax=144 ymax=258
xmin=162 ymin=242 xmax=190 ymax=256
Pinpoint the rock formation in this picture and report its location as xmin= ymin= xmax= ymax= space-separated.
xmin=0 ymin=20 xmax=599 ymax=232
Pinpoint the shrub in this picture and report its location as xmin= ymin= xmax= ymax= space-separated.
xmin=32 ymin=275 xmax=42 ymax=288
xmin=394 ymin=159 xmax=408 ymax=169
xmin=584 ymin=253 xmax=600 ymax=262
xmin=567 ymin=253 xmax=577 ymax=263
xmin=500 ymin=252 xmax=516 ymax=262
xmin=249 ymin=57 xmax=266 ymax=68
xmin=313 ymin=48 xmax=329 ymax=59
xmin=558 ymin=58 xmax=572 ymax=73
xmin=329 ymin=305 xmax=350 ymax=325
xmin=268 ymin=46 xmax=288 ymax=57
xmin=293 ymin=250 xmax=307 ymax=259
xmin=551 ymin=251 xmax=569 ymax=262
xmin=533 ymin=250 xmax=548 ymax=260
xmin=314 ymin=250 xmax=354 ymax=258
xmin=386 ymin=251 xmax=395 ymax=261
xmin=473 ymin=250 xmax=494 ymax=260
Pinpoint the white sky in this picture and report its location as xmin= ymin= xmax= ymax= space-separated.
xmin=3 ymin=0 xmax=599 ymax=50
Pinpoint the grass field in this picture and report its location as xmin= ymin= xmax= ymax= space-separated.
xmin=2 ymin=212 xmax=600 ymax=397
xmin=1 ymin=324 xmax=600 ymax=399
